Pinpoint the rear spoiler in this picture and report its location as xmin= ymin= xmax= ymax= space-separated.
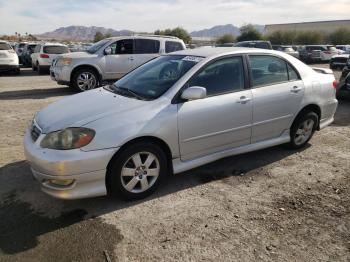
xmin=312 ymin=67 xmax=333 ymax=74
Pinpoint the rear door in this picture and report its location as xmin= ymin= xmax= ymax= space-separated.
xmin=248 ymin=55 xmax=304 ymax=143
xmin=133 ymin=39 xmax=160 ymax=68
xmin=104 ymin=39 xmax=135 ymax=79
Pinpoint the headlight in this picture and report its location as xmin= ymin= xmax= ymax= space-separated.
xmin=40 ymin=128 xmax=95 ymax=150
xmin=57 ymin=57 xmax=72 ymax=66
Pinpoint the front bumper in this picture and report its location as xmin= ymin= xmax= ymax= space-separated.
xmin=24 ymin=129 xmax=118 ymax=199
xmin=50 ymin=65 xmax=71 ymax=85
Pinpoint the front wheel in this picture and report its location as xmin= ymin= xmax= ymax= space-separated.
xmin=288 ymin=111 xmax=318 ymax=149
xmin=71 ymin=69 xmax=99 ymax=92
xmin=107 ymin=142 xmax=168 ymax=200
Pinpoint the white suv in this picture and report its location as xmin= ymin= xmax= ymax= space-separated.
xmin=50 ymin=35 xmax=186 ymax=91
xmin=31 ymin=43 xmax=69 ymax=74
xmin=0 ymin=41 xmax=20 ymax=74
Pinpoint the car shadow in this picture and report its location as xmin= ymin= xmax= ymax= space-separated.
xmin=0 ymin=87 xmax=74 ymax=100
xmin=0 ymin=144 xmax=308 ymax=255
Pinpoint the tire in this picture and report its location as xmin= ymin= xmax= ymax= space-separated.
xmin=107 ymin=142 xmax=168 ymax=200
xmin=71 ymin=68 xmax=99 ymax=92
xmin=32 ymin=62 xmax=37 ymax=71
xmin=288 ymin=111 xmax=318 ymax=149
xmin=37 ymin=63 xmax=44 ymax=75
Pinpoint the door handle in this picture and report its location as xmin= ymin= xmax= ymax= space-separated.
xmin=237 ymin=96 xmax=251 ymax=104
xmin=128 ymin=57 xmax=134 ymax=61
xmin=291 ymin=86 xmax=302 ymax=93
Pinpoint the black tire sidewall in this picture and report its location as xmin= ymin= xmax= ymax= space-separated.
xmin=72 ymin=69 xmax=99 ymax=92
xmin=107 ymin=142 xmax=168 ymax=200
xmin=289 ymin=111 xmax=318 ymax=149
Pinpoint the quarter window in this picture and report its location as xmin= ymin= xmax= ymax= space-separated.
xmin=165 ymin=41 xmax=184 ymax=53
xmin=249 ymin=55 xmax=289 ymax=87
xmin=188 ymin=56 xmax=245 ymax=96
xmin=135 ymin=39 xmax=160 ymax=54
xmin=287 ymin=64 xmax=300 ymax=81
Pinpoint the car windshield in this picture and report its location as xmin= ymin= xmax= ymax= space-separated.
xmin=108 ymin=55 xmax=203 ymax=100
xmin=87 ymin=39 xmax=110 ymax=54
xmin=44 ymin=46 xmax=69 ymax=54
xmin=0 ymin=43 xmax=11 ymax=50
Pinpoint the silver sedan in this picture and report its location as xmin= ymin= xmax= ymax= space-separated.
xmin=24 ymin=47 xmax=338 ymax=200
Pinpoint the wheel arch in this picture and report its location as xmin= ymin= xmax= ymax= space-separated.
xmin=292 ymin=104 xmax=321 ymax=130
xmin=105 ymin=136 xmax=174 ymax=194
xmin=70 ymin=64 xmax=102 ymax=84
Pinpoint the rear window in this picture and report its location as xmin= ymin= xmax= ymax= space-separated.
xmin=134 ymin=39 xmax=160 ymax=54
xmin=43 ymin=46 xmax=69 ymax=54
xmin=0 ymin=43 xmax=11 ymax=50
xmin=165 ymin=41 xmax=184 ymax=53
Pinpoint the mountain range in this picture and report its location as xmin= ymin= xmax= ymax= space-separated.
xmin=35 ymin=24 xmax=265 ymax=41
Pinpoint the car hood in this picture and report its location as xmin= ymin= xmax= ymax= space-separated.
xmin=36 ymin=88 xmax=152 ymax=133
xmin=58 ymin=52 xmax=97 ymax=59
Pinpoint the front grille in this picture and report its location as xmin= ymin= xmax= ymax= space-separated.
xmin=31 ymin=121 xmax=41 ymax=142
xmin=331 ymin=57 xmax=348 ymax=63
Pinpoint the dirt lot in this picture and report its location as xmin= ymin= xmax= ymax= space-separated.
xmin=0 ymin=67 xmax=349 ymax=262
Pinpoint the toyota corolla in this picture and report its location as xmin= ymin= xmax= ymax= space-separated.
xmin=24 ymin=48 xmax=338 ymax=200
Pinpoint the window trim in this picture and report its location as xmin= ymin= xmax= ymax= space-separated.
xmin=172 ymin=54 xmax=248 ymax=104
xmin=247 ymin=53 xmax=301 ymax=89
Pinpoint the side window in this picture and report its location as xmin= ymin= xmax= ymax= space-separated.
xmin=249 ymin=55 xmax=288 ymax=87
xmin=287 ymin=64 xmax=300 ymax=81
xmin=109 ymin=39 xmax=134 ymax=55
xmin=188 ymin=56 xmax=245 ymax=96
xmin=135 ymin=39 xmax=160 ymax=54
xmin=165 ymin=41 xmax=184 ymax=53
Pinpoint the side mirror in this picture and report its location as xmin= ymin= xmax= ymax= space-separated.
xmin=104 ymin=46 xmax=112 ymax=55
xmin=181 ymin=86 xmax=207 ymax=101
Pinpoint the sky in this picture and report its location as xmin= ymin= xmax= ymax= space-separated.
xmin=0 ymin=0 xmax=349 ymax=35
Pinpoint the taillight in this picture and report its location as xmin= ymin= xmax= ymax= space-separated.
xmin=40 ymin=54 xmax=49 ymax=58
xmin=333 ymin=80 xmax=337 ymax=89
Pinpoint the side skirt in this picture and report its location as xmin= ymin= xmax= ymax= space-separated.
xmin=172 ymin=130 xmax=290 ymax=174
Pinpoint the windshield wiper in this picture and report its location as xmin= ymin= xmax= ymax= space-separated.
xmin=113 ymin=85 xmax=147 ymax=100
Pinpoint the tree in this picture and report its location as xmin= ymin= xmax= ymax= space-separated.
xmin=328 ymin=27 xmax=350 ymax=45
xmin=267 ymin=30 xmax=296 ymax=45
xmin=294 ymin=31 xmax=324 ymax=45
xmin=216 ymin=34 xmax=235 ymax=44
xmin=154 ymin=27 xmax=191 ymax=43
xmin=237 ymin=24 xmax=262 ymax=42
xmin=94 ymin=31 xmax=104 ymax=42
xmin=104 ymin=33 xmax=112 ymax=38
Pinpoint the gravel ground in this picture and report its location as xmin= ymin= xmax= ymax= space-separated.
xmin=0 ymin=66 xmax=349 ymax=262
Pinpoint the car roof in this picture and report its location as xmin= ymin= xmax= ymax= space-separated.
xmin=105 ymin=35 xmax=182 ymax=41
xmin=168 ymin=47 xmax=278 ymax=58
xmin=42 ymin=42 xmax=67 ymax=46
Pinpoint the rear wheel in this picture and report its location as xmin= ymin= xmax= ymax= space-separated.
xmin=32 ymin=62 xmax=37 ymax=71
xmin=107 ymin=142 xmax=167 ymax=200
xmin=37 ymin=63 xmax=44 ymax=75
xmin=288 ymin=111 xmax=318 ymax=149
xmin=71 ymin=68 xmax=99 ymax=92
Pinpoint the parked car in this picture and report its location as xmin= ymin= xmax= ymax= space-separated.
xmin=234 ymin=41 xmax=272 ymax=50
xmin=24 ymin=47 xmax=338 ymax=200
xmin=337 ymin=57 xmax=350 ymax=98
xmin=50 ymin=35 xmax=186 ymax=91
xmin=0 ymin=40 xmax=20 ymax=74
xmin=329 ymin=54 xmax=350 ymax=70
xmin=336 ymin=45 xmax=350 ymax=54
xmin=272 ymin=45 xmax=299 ymax=58
xmin=14 ymin=42 xmax=28 ymax=63
xmin=299 ymin=45 xmax=343 ymax=63
xmin=21 ymin=43 xmax=37 ymax=67
xmin=31 ymin=43 xmax=69 ymax=74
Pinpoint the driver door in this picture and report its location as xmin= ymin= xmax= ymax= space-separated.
xmin=104 ymin=39 xmax=135 ymax=79
xmin=177 ymin=56 xmax=253 ymax=161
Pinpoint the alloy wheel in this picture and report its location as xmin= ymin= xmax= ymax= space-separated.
xmin=77 ymin=72 xmax=97 ymax=91
xmin=294 ymin=119 xmax=315 ymax=146
xmin=120 ymin=152 xmax=160 ymax=193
